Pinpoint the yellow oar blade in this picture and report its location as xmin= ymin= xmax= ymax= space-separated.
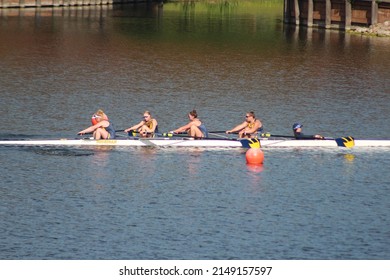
xmin=335 ymin=136 xmax=355 ymax=148
xmin=239 ymin=138 xmax=261 ymax=148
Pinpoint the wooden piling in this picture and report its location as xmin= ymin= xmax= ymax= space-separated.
xmin=283 ymin=0 xmax=390 ymax=30
xmin=294 ymin=0 xmax=300 ymax=26
xmin=307 ymin=0 xmax=313 ymax=27
xmin=371 ymin=0 xmax=378 ymax=25
xmin=325 ymin=0 xmax=331 ymax=28
xmin=345 ymin=0 xmax=351 ymax=30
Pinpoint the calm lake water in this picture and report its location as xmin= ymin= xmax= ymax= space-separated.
xmin=0 ymin=1 xmax=389 ymax=260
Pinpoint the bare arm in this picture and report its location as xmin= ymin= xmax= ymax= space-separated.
xmin=173 ymin=120 xmax=201 ymax=134
xmin=124 ymin=121 xmax=145 ymax=132
xmin=78 ymin=120 xmax=109 ymax=135
xmin=226 ymin=122 xmax=247 ymax=134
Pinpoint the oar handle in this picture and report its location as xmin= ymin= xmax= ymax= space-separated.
xmin=161 ymin=132 xmax=188 ymax=137
xmin=208 ymin=130 xmax=240 ymax=134
xmin=261 ymin=133 xmax=295 ymax=138
xmin=80 ymin=129 xmax=127 ymax=135
xmin=208 ymin=130 xmax=227 ymax=134
xmin=124 ymin=130 xmax=162 ymax=137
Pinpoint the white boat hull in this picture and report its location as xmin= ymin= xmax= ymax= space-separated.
xmin=0 ymin=138 xmax=389 ymax=148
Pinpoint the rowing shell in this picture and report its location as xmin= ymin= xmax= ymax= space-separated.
xmin=0 ymin=137 xmax=389 ymax=148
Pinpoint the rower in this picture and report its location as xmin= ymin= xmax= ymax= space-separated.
xmin=78 ymin=109 xmax=116 ymax=139
xmin=226 ymin=111 xmax=263 ymax=138
xmin=91 ymin=110 xmax=108 ymax=125
xmin=171 ymin=109 xmax=208 ymax=138
xmin=293 ymin=123 xmax=324 ymax=139
xmin=124 ymin=111 xmax=158 ymax=138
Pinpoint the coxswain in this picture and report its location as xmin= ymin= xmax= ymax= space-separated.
xmin=292 ymin=123 xmax=324 ymax=139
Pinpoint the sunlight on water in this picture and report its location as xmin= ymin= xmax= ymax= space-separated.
xmin=0 ymin=1 xmax=389 ymax=260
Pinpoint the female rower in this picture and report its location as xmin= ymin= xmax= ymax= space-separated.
xmin=78 ymin=109 xmax=116 ymax=139
xmin=226 ymin=111 xmax=263 ymax=138
xmin=124 ymin=111 xmax=158 ymax=138
xmin=171 ymin=110 xmax=208 ymax=138
xmin=92 ymin=110 xmax=108 ymax=123
xmin=292 ymin=123 xmax=324 ymax=139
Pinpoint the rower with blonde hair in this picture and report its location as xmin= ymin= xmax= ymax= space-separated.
xmin=91 ymin=109 xmax=109 ymax=125
xmin=78 ymin=109 xmax=115 ymax=139
xmin=124 ymin=111 xmax=158 ymax=138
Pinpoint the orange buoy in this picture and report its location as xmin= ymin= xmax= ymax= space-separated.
xmin=245 ymin=148 xmax=264 ymax=164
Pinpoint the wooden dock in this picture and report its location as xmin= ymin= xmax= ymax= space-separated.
xmin=283 ymin=0 xmax=390 ymax=30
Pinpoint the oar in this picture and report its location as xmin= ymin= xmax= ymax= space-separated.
xmin=240 ymin=138 xmax=261 ymax=148
xmin=208 ymin=130 xmax=241 ymax=134
xmin=260 ymin=133 xmax=295 ymax=138
xmin=118 ymin=130 xmax=190 ymax=138
xmin=159 ymin=132 xmax=241 ymax=141
xmin=123 ymin=130 xmax=162 ymax=137
xmin=330 ymin=136 xmax=355 ymax=148
xmin=208 ymin=132 xmax=231 ymax=139
xmin=124 ymin=130 xmax=138 ymax=137
xmin=81 ymin=130 xmax=156 ymax=139
xmin=82 ymin=129 xmax=128 ymax=135
xmin=161 ymin=132 xmax=238 ymax=140
xmin=262 ymin=133 xmax=355 ymax=148
xmin=160 ymin=132 xmax=188 ymax=137
xmin=208 ymin=130 xmax=228 ymax=134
